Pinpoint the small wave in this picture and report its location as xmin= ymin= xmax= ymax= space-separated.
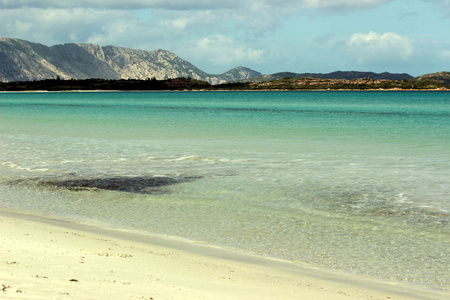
xmin=172 ymin=156 xmax=228 ymax=164
xmin=2 ymin=162 xmax=51 ymax=172
xmin=175 ymin=156 xmax=198 ymax=161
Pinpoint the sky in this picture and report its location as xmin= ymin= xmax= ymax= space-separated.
xmin=1 ymin=0 xmax=449 ymax=76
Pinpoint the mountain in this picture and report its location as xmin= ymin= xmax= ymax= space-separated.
xmin=0 ymin=38 xmax=261 ymax=84
xmin=415 ymin=71 xmax=450 ymax=86
xmin=242 ymin=71 xmax=413 ymax=83
xmin=3 ymin=38 xmax=445 ymax=87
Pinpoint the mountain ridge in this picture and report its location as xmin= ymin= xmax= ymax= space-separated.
xmin=0 ymin=38 xmax=261 ymax=84
xmin=1 ymin=38 xmax=447 ymax=85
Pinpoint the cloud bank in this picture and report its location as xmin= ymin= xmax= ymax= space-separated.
xmin=348 ymin=31 xmax=415 ymax=64
xmin=1 ymin=0 xmax=448 ymax=75
xmin=1 ymin=1 xmax=393 ymax=10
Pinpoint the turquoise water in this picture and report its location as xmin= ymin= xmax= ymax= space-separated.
xmin=1 ymin=91 xmax=449 ymax=290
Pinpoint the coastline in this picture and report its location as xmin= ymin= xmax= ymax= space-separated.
xmin=1 ymin=208 xmax=447 ymax=299
xmin=0 ymin=88 xmax=449 ymax=93
xmin=1 ymin=76 xmax=449 ymax=92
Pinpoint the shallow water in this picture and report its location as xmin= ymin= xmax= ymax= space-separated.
xmin=1 ymin=91 xmax=449 ymax=290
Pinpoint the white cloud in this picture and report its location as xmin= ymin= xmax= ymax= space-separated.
xmin=188 ymin=35 xmax=265 ymax=70
xmin=0 ymin=8 xmax=135 ymax=45
xmin=0 ymin=1 xmax=400 ymax=47
xmin=300 ymin=0 xmax=393 ymax=10
xmin=347 ymin=31 xmax=415 ymax=64
xmin=0 ymin=0 xmax=407 ymax=16
xmin=0 ymin=6 xmax=265 ymax=72
xmin=310 ymin=30 xmax=450 ymax=74
xmin=309 ymin=31 xmax=423 ymax=72
xmin=0 ymin=1 xmax=240 ymax=10
xmin=1 ymin=0 xmax=392 ymax=11
xmin=1 ymin=1 xmax=446 ymax=75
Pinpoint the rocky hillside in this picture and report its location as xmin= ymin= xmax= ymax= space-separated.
xmin=242 ymin=71 xmax=413 ymax=83
xmin=415 ymin=71 xmax=450 ymax=86
xmin=0 ymin=38 xmax=261 ymax=84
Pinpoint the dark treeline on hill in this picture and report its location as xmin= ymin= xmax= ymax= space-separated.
xmin=0 ymin=77 xmax=211 ymax=91
xmin=0 ymin=76 xmax=449 ymax=92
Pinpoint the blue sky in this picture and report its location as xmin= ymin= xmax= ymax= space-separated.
xmin=1 ymin=0 xmax=449 ymax=76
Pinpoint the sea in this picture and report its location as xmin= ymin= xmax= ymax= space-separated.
xmin=1 ymin=91 xmax=449 ymax=291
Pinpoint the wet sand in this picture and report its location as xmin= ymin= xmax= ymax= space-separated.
xmin=1 ymin=209 xmax=447 ymax=300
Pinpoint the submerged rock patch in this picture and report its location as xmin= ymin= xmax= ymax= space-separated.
xmin=9 ymin=176 xmax=201 ymax=194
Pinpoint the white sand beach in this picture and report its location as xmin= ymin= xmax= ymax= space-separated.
xmin=1 ymin=209 xmax=447 ymax=300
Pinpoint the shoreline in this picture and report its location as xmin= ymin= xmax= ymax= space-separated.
xmin=1 ymin=208 xmax=448 ymax=299
xmin=0 ymin=87 xmax=449 ymax=92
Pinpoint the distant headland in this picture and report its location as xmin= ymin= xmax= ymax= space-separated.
xmin=1 ymin=38 xmax=449 ymax=91
xmin=1 ymin=75 xmax=448 ymax=91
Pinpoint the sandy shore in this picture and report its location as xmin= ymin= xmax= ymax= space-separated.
xmin=1 ymin=209 xmax=447 ymax=300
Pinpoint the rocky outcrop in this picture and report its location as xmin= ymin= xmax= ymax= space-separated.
xmin=239 ymin=71 xmax=413 ymax=83
xmin=415 ymin=71 xmax=450 ymax=86
xmin=0 ymin=38 xmax=261 ymax=84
